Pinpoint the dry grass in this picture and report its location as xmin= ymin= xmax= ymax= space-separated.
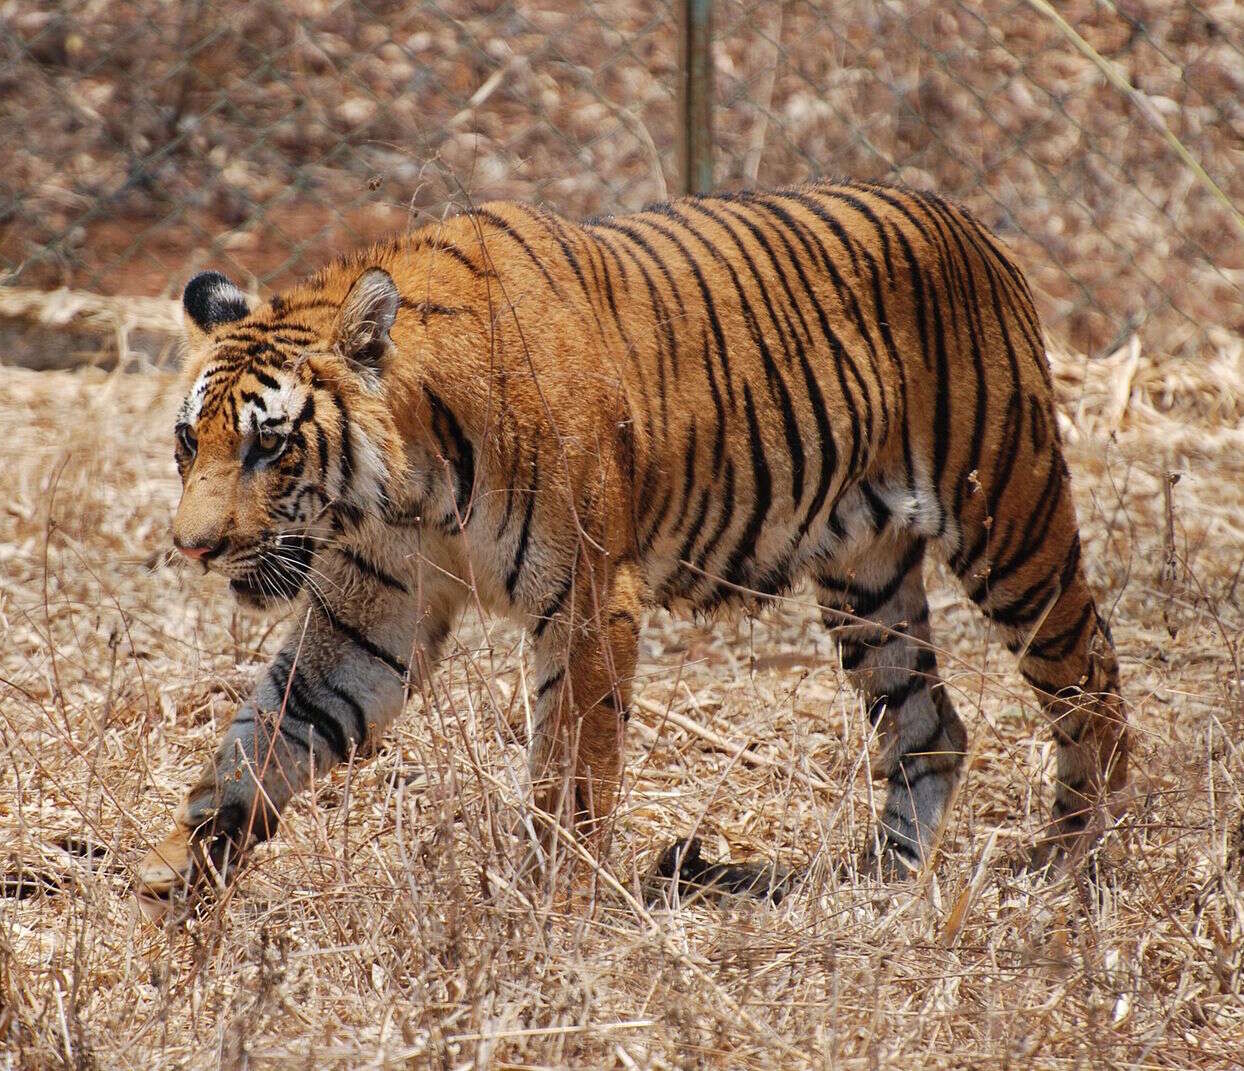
xmin=1 ymin=335 xmax=1242 ymax=1068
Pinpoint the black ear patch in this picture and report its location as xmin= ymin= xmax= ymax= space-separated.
xmin=183 ymin=271 xmax=251 ymax=332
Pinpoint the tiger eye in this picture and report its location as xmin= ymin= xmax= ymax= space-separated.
xmin=258 ymin=430 xmax=282 ymax=453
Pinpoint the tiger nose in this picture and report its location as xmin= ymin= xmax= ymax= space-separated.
xmin=174 ymin=535 xmax=227 ymax=562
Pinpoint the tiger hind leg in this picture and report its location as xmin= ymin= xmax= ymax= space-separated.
xmin=816 ymin=533 xmax=968 ymax=876
xmin=955 ymin=447 xmax=1128 ymax=871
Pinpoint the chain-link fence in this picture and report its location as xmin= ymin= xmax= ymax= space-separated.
xmin=3 ymin=1 xmax=1241 ymax=364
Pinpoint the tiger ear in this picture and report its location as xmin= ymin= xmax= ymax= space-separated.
xmin=336 ymin=268 xmax=400 ymax=376
xmin=183 ymin=271 xmax=251 ymax=337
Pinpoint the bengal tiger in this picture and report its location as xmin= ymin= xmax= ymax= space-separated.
xmin=135 ymin=181 xmax=1129 ymax=911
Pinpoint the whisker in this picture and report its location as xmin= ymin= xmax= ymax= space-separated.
xmin=266 ymin=552 xmax=343 ymax=596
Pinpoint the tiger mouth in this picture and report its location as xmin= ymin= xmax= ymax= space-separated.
xmin=227 ymin=535 xmax=313 ymax=608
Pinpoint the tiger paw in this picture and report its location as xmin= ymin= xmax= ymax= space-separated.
xmin=134 ymin=804 xmax=254 ymax=921
xmin=135 ymin=826 xmax=199 ymax=921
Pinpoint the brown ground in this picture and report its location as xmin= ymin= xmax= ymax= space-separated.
xmin=5 ymin=0 xmax=1241 ymax=363
xmin=0 ymin=332 xmax=1241 ymax=1066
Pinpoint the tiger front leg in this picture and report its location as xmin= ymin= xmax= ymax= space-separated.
xmin=136 ymin=555 xmax=456 ymax=917
xmin=520 ymin=559 xmax=641 ymax=884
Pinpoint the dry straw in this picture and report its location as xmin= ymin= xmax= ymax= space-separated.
xmin=0 ymin=326 xmax=1241 ymax=1066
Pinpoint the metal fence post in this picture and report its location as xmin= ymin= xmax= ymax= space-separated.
xmin=678 ymin=0 xmax=713 ymax=195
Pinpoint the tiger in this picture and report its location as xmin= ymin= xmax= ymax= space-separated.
xmin=135 ymin=180 xmax=1129 ymax=911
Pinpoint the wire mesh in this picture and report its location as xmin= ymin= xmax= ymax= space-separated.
xmin=709 ymin=0 xmax=1243 ymax=361
xmin=2 ymin=0 xmax=1240 ymax=363
xmin=2 ymin=1 xmax=680 ymax=297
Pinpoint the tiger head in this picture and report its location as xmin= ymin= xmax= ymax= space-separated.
xmin=171 ymin=268 xmax=406 ymax=607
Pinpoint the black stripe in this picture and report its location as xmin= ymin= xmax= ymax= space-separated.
xmin=688 ymin=457 xmax=736 ymax=583
xmin=662 ymin=487 xmax=711 ymax=600
xmin=315 ymin=422 xmax=330 ymax=482
xmin=422 ymin=237 xmax=489 ymax=276
xmin=471 ymin=209 xmax=567 ymax=300
xmin=275 ymin=720 xmax=314 ymax=753
xmin=513 ymin=204 xmax=608 ymax=339
xmin=535 ymin=670 xmax=564 ymax=700
xmin=721 ymin=382 xmax=772 ymax=587
xmin=321 ymin=607 xmax=408 ymax=678
xmin=331 ymin=393 xmax=356 ymax=501
xmin=950 ymin=391 xmax=1025 ymax=576
xmin=588 ymin=219 xmax=687 ymax=319
xmin=838 ymin=642 xmax=867 ymax=672
xmin=818 ymin=540 xmax=925 ymax=620
xmin=533 ymin=570 xmax=574 ymax=639
xmin=1050 ymin=806 xmax=1089 ymax=832
xmin=903 ymin=713 xmax=949 ymax=764
xmin=878 ymin=193 xmax=966 ymax=526
xmin=252 ymin=368 xmax=282 ymax=391
xmin=1044 ymin=712 xmax=1083 ymax=748
xmin=674 ymin=420 xmax=699 ymax=529
xmin=597 ymin=228 xmax=677 ymax=414
xmin=632 ymin=211 xmax=737 ymax=408
xmin=269 ymin=328 xmax=320 ymax=344
xmin=267 ymin=298 xmax=338 ymax=316
xmin=402 ymin=300 xmax=464 ymax=319
xmin=745 ymin=194 xmax=871 ymax=480
xmin=270 ymin=660 xmax=349 ymax=761
xmin=821 ymin=186 xmax=897 ymax=276
xmin=969 ymin=458 xmax=1065 ymax=601
xmin=888 ymin=763 xmax=945 ymax=790
xmin=609 ymin=607 xmax=639 ymax=630
xmin=339 ymin=547 xmax=408 ymax=593
xmin=861 ymin=482 xmax=891 ymax=531
xmin=423 ymin=386 xmax=476 ymax=524
xmin=497 ymin=421 xmax=525 ymax=539
xmin=322 ymin=680 xmax=368 ymax=746
xmin=984 ymin=540 xmax=1080 ymax=630
xmin=639 ymin=476 xmax=676 ymax=549
xmin=879 ymin=837 xmax=921 ymax=863
xmin=698 ymin=326 xmax=728 ymax=476
xmin=505 ymin=453 xmax=539 ymax=599
xmin=773 ymin=193 xmax=890 ymax=452
xmin=927 ymin=201 xmax=991 ymax=521
xmin=683 ymin=199 xmax=806 ymax=508
xmin=1026 ymin=601 xmax=1094 ymax=663
xmin=788 ymin=187 xmax=867 ymax=276
xmin=716 ymin=201 xmax=844 ymax=523
xmin=765 ymin=189 xmax=888 ymax=376
xmin=616 ymin=238 xmax=680 ymax=388
xmin=942 ymin=198 xmax=1044 ymax=348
